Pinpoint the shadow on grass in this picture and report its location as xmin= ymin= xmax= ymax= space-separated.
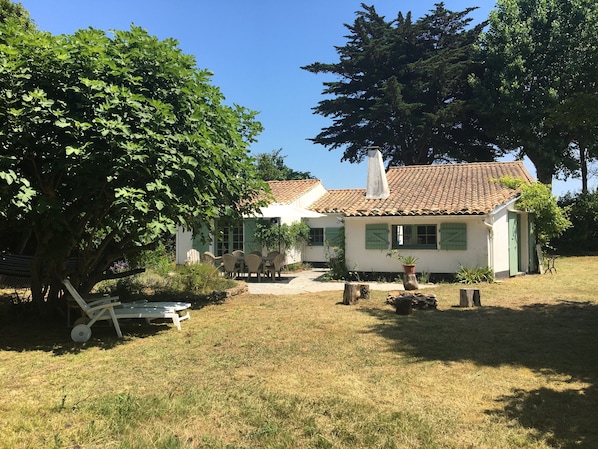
xmin=0 ymin=295 xmax=209 ymax=354
xmin=360 ymin=301 xmax=598 ymax=449
xmin=0 ymin=314 xmax=175 ymax=355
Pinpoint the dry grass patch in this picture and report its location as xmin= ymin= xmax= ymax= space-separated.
xmin=0 ymin=256 xmax=597 ymax=448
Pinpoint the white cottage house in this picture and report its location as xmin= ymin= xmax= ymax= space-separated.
xmin=177 ymin=150 xmax=536 ymax=278
xmin=175 ymin=179 xmax=327 ymax=265
xmin=308 ymin=154 xmax=536 ymax=278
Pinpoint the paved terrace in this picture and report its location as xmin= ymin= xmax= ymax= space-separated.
xmin=245 ymin=268 xmax=407 ymax=295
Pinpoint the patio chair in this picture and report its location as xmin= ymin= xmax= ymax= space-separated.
xmin=200 ymin=251 xmax=219 ymax=266
xmin=221 ymin=253 xmax=241 ymax=278
xmin=185 ymin=249 xmax=201 ymax=265
xmin=244 ymin=253 xmax=263 ymax=282
xmin=62 ymin=279 xmax=191 ymax=342
xmin=265 ymin=253 xmax=285 ymax=280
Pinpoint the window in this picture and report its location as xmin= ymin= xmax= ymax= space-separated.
xmin=391 ymin=224 xmax=437 ymax=249
xmin=309 ymin=228 xmax=324 ymax=246
xmin=216 ymin=224 xmax=244 ymax=256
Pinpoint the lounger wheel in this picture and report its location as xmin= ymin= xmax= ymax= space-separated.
xmin=71 ymin=324 xmax=92 ymax=342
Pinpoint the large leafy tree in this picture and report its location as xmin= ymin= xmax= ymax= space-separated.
xmin=302 ymin=2 xmax=495 ymax=167
xmin=473 ymin=0 xmax=598 ymax=187
xmin=0 ymin=0 xmax=33 ymax=30
xmin=0 ymin=22 xmax=266 ymax=307
xmin=255 ymin=149 xmax=313 ymax=181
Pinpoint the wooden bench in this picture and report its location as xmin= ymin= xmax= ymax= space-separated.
xmin=0 ymin=254 xmax=35 ymax=301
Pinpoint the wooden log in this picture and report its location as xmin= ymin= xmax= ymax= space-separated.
xmin=459 ymin=288 xmax=481 ymax=307
xmin=343 ymin=283 xmax=360 ymax=305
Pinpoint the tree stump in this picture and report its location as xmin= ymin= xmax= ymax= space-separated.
xmin=343 ymin=283 xmax=359 ymax=305
xmin=343 ymin=282 xmax=370 ymax=305
xmin=395 ymin=298 xmax=413 ymax=315
xmin=403 ymin=273 xmax=419 ymax=290
xmin=359 ymin=284 xmax=370 ymax=300
xmin=459 ymin=288 xmax=481 ymax=307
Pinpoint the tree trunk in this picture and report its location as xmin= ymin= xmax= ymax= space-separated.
xmin=580 ymin=145 xmax=588 ymax=194
xmin=29 ymin=251 xmax=50 ymax=316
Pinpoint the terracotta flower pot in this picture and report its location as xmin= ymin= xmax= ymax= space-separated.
xmin=402 ymin=264 xmax=416 ymax=275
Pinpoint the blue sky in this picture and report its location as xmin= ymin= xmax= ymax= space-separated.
xmin=19 ymin=0 xmax=587 ymax=196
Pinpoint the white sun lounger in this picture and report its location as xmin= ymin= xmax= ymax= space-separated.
xmin=62 ymin=278 xmax=191 ymax=342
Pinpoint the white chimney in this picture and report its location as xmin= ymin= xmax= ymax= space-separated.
xmin=366 ymin=148 xmax=390 ymax=199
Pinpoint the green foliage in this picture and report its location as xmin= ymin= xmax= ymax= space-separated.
xmin=97 ymin=262 xmax=235 ymax=299
xmin=324 ymin=227 xmax=348 ymax=280
xmin=455 ymin=265 xmax=494 ymax=284
xmin=133 ymin=243 xmax=174 ymax=277
xmin=0 ymin=21 xmax=267 ymax=302
xmin=255 ymin=149 xmax=313 ymax=181
xmin=0 ymin=0 xmax=34 ymax=31
xmin=386 ymin=250 xmax=418 ymax=265
xmin=254 ymin=220 xmax=310 ymax=251
xmin=169 ymin=263 xmax=234 ymax=295
xmin=498 ymin=176 xmax=572 ymax=245
xmin=473 ymin=0 xmax=598 ymax=184
xmin=554 ymin=190 xmax=598 ymax=254
xmin=303 ymin=4 xmax=494 ymax=167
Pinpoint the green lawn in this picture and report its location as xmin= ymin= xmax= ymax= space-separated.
xmin=1 ymin=256 xmax=597 ymax=448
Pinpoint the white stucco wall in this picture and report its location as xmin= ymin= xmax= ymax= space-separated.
xmin=175 ymin=227 xmax=194 ymax=265
xmin=343 ymin=216 xmax=491 ymax=275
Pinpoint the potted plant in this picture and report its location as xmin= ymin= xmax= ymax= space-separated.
xmin=387 ymin=251 xmax=419 ymax=290
xmin=400 ymin=255 xmax=418 ymax=274
xmin=387 ymin=251 xmax=418 ymax=273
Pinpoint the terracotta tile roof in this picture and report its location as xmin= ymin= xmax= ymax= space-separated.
xmin=266 ymin=179 xmax=322 ymax=204
xmin=309 ymin=188 xmax=366 ymax=214
xmin=311 ymin=161 xmax=534 ymax=217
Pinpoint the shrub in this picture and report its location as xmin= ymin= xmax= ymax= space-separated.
xmin=96 ymin=263 xmax=235 ymax=299
xmin=553 ymin=190 xmax=598 ymax=254
xmin=497 ymin=177 xmax=571 ymax=246
xmin=254 ymin=221 xmax=310 ymax=252
xmin=455 ymin=265 xmax=494 ymax=284
xmin=133 ymin=243 xmax=174 ymax=277
xmin=168 ymin=264 xmax=235 ymax=295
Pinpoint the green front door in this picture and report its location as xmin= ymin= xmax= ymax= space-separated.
xmin=508 ymin=212 xmax=520 ymax=276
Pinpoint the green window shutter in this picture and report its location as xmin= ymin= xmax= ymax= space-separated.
xmin=365 ymin=224 xmax=389 ymax=250
xmin=440 ymin=223 xmax=467 ymax=250
xmin=192 ymin=223 xmax=211 ymax=252
xmin=325 ymin=227 xmax=344 ymax=248
xmin=243 ymin=218 xmax=262 ymax=253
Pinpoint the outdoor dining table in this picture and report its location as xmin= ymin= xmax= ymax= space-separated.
xmin=234 ymin=254 xmax=276 ymax=266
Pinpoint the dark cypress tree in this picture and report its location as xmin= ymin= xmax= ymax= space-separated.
xmin=303 ymin=3 xmax=495 ymax=167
